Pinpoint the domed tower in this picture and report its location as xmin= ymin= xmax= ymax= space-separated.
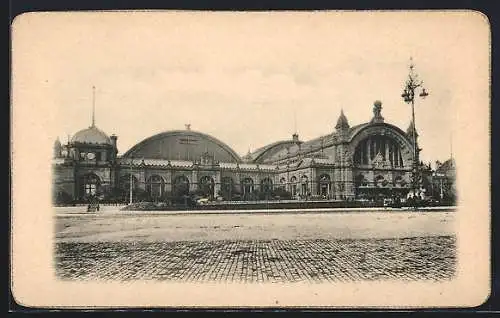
xmin=69 ymin=125 xmax=115 ymax=162
xmin=67 ymin=86 xmax=117 ymax=163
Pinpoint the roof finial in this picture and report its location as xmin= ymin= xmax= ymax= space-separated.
xmin=370 ymin=100 xmax=384 ymax=124
xmin=293 ymin=108 xmax=298 ymax=135
xmin=336 ymin=108 xmax=350 ymax=130
xmin=450 ymin=133 xmax=453 ymax=160
xmin=185 ymin=123 xmax=191 ymax=131
xmin=91 ymin=85 xmax=96 ymax=127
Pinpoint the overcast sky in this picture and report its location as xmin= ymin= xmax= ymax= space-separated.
xmin=13 ymin=11 xmax=489 ymax=166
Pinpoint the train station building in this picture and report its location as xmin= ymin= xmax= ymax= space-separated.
xmin=52 ymin=100 xmax=421 ymax=203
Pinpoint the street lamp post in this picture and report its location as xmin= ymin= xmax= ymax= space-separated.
xmin=401 ymin=58 xmax=429 ymax=202
xmin=129 ymin=158 xmax=133 ymax=205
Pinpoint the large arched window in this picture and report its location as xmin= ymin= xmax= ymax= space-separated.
xmin=80 ymin=173 xmax=100 ymax=199
xmin=318 ymin=174 xmax=331 ymax=197
xmin=173 ymin=175 xmax=190 ymax=196
xmin=260 ymin=177 xmax=273 ymax=195
xmin=199 ymin=175 xmax=215 ymax=198
xmin=221 ymin=176 xmax=234 ymax=200
xmin=241 ymin=177 xmax=254 ymax=198
xmin=354 ymin=135 xmax=405 ymax=167
xmin=147 ymin=175 xmax=165 ymax=199
xmin=300 ymin=175 xmax=309 ymax=196
xmin=290 ymin=176 xmax=298 ymax=197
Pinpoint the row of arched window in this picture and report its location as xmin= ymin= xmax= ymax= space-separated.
xmin=78 ymin=173 xmax=277 ymax=199
xmin=79 ymin=172 xmax=407 ymax=200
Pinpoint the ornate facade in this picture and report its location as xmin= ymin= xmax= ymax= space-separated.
xmin=52 ymin=101 xmax=419 ymax=203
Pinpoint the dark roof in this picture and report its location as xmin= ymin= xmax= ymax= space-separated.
xmin=122 ymin=130 xmax=242 ymax=163
xmin=71 ymin=125 xmax=111 ymax=145
xmin=245 ymin=140 xmax=301 ymax=163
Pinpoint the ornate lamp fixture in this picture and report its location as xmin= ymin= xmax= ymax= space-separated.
xmin=401 ymin=57 xmax=429 ymax=201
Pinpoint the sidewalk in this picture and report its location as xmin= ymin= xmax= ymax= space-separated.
xmin=55 ymin=205 xmax=456 ymax=217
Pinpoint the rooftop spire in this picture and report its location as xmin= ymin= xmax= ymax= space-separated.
xmin=335 ymin=108 xmax=350 ymax=130
xmin=91 ymin=85 xmax=96 ymax=127
xmin=292 ymin=108 xmax=300 ymax=142
xmin=406 ymin=119 xmax=418 ymax=139
xmin=293 ymin=109 xmax=297 ymax=135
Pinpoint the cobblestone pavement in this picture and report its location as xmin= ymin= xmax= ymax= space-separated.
xmin=55 ymin=236 xmax=456 ymax=283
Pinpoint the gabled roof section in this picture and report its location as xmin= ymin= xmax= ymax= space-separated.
xmin=297 ymin=133 xmax=336 ymax=152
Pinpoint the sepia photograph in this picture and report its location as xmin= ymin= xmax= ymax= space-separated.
xmin=11 ymin=10 xmax=490 ymax=308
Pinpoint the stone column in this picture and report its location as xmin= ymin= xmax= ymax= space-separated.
xmin=109 ymin=166 xmax=116 ymax=189
xmin=286 ymin=170 xmax=290 ymax=192
xmin=391 ymin=144 xmax=395 ymax=167
xmin=191 ymin=169 xmax=198 ymax=192
xmin=236 ymin=171 xmax=241 ymax=195
xmin=310 ymin=168 xmax=317 ymax=195
xmin=254 ymin=172 xmax=261 ymax=192
xmin=396 ymin=145 xmax=400 ymax=167
xmin=367 ymin=137 xmax=371 ymax=165
xmin=385 ymin=139 xmax=390 ymax=162
xmin=345 ymin=167 xmax=355 ymax=199
xmin=164 ymin=169 xmax=172 ymax=192
xmin=138 ymin=168 xmax=146 ymax=191
xmin=214 ymin=170 xmax=221 ymax=198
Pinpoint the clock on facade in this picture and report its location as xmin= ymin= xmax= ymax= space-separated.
xmin=87 ymin=152 xmax=96 ymax=160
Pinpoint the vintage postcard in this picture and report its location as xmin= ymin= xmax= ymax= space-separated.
xmin=11 ymin=10 xmax=490 ymax=308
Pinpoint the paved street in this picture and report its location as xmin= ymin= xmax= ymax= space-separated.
xmin=54 ymin=209 xmax=456 ymax=283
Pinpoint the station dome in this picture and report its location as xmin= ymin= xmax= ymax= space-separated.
xmin=71 ymin=125 xmax=112 ymax=145
xmin=122 ymin=129 xmax=242 ymax=163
